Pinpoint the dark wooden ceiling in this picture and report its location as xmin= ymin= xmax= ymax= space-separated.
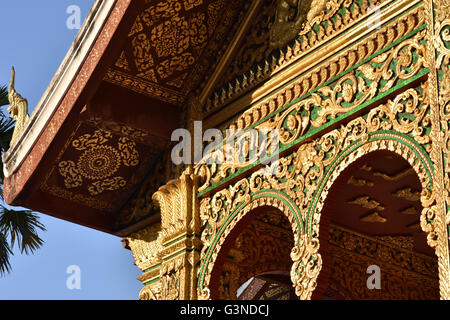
xmin=323 ymin=150 xmax=433 ymax=257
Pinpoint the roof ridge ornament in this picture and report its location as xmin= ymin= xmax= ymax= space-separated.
xmin=8 ymin=66 xmax=30 ymax=147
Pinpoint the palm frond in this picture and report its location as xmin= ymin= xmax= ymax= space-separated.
xmin=0 ymin=231 xmax=13 ymax=276
xmin=0 ymin=206 xmax=46 ymax=255
xmin=0 ymin=86 xmax=8 ymax=108
xmin=0 ymin=119 xmax=14 ymax=154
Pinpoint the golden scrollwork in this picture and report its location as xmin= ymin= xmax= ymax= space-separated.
xmin=206 ymin=0 xmax=425 ymax=115
xmin=196 ymin=19 xmax=428 ymax=192
xmin=152 ymin=171 xmax=201 ymax=242
xmin=218 ymin=212 xmax=294 ymax=299
xmin=124 ymin=0 xmax=450 ymax=300
xmin=424 ymin=0 xmax=450 ymax=299
xmin=197 ymin=80 xmax=440 ymax=299
xmin=290 ymin=235 xmax=322 ymax=299
xmin=327 ymin=225 xmax=439 ymax=299
xmin=139 ymin=282 xmax=162 ymax=300
xmin=141 ymin=171 xmax=202 ymax=300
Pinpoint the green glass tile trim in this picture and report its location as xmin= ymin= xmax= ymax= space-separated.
xmin=252 ymin=189 xmax=305 ymax=234
xmin=143 ymin=277 xmax=161 ymax=286
xmin=198 ymin=67 xmax=429 ymax=198
xmin=143 ymin=264 xmax=161 ymax=273
xmin=163 ymin=234 xmax=202 ymax=248
xmin=278 ymin=0 xmax=423 ymax=96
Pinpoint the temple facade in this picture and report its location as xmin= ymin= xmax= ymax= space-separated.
xmin=3 ymin=0 xmax=449 ymax=300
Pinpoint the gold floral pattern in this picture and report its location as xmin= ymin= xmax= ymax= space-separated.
xmin=58 ymin=129 xmax=139 ymax=196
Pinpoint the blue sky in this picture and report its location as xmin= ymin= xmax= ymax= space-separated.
xmin=0 ymin=1 xmax=142 ymax=300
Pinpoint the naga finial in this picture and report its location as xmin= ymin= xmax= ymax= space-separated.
xmin=8 ymin=66 xmax=30 ymax=146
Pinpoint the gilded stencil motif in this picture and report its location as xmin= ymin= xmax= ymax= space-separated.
xmin=57 ymin=129 xmax=139 ymax=196
xmin=426 ymin=0 xmax=450 ymax=299
xmin=105 ymin=0 xmax=249 ymax=105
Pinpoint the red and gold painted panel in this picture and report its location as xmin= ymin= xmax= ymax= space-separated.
xmin=40 ymin=122 xmax=159 ymax=213
xmin=104 ymin=0 xmax=250 ymax=105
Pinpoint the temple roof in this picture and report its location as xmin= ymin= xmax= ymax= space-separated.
xmin=2 ymin=0 xmax=250 ymax=235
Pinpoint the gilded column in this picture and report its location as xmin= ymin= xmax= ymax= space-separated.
xmin=424 ymin=0 xmax=450 ymax=299
xmin=125 ymin=223 xmax=164 ymax=300
xmin=151 ymin=169 xmax=202 ymax=300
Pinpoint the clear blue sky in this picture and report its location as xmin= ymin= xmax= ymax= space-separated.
xmin=0 ymin=1 xmax=142 ymax=300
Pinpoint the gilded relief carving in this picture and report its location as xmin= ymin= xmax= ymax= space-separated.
xmin=269 ymin=0 xmax=328 ymax=49
xmin=196 ymin=80 xmax=439 ymax=299
xmin=327 ymin=225 xmax=439 ymax=299
xmin=425 ymin=0 xmax=450 ymax=299
xmin=124 ymin=0 xmax=450 ymax=301
xmin=126 ymin=223 xmax=163 ymax=271
xmin=196 ymin=18 xmax=428 ymax=192
xmin=218 ymin=213 xmax=294 ymax=299
xmin=7 ymin=67 xmax=30 ymax=146
xmin=205 ymin=0 xmax=400 ymax=115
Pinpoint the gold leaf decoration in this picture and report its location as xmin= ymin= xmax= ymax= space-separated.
xmin=58 ymin=129 xmax=140 ymax=196
xmin=347 ymin=176 xmax=374 ymax=187
xmin=360 ymin=212 xmax=388 ymax=223
xmin=392 ymin=188 xmax=421 ymax=201
xmin=347 ymin=196 xmax=385 ymax=211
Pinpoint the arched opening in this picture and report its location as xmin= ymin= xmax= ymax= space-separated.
xmin=208 ymin=205 xmax=296 ymax=300
xmin=315 ymin=150 xmax=439 ymax=299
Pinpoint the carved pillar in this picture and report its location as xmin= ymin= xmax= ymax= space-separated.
xmin=425 ymin=0 xmax=450 ymax=299
xmin=125 ymin=223 xmax=163 ymax=300
xmin=151 ymin=170 xmax=202 ymax=300
xmin=124 ymin=170 xmax=201 ymax=300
